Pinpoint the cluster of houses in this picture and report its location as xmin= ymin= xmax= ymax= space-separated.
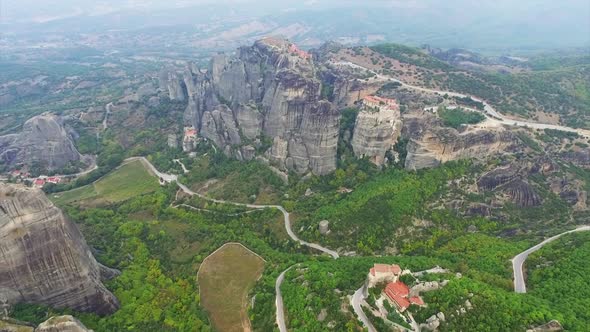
xmin=362 ymin=95 xmax=400 ymax=112
xmin=368 ymin=263 xmax=425 ymax=312
xmin=9 ymin=170 xmax=61 ymax=188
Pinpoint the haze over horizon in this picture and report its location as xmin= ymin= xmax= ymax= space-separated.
xmin=2 ymin=0 xmax=589 ymax=51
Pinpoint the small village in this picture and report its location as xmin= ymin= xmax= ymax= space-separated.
xmin=5 ymin=170 xmax=63 ymax=188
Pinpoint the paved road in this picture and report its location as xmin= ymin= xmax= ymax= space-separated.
xmin=351 ymin=283 xmax=377 ymax=332
xmin=132 ymin=157 xmax=339 ymax=331
xmin=331 ymin=61 xmax=590 ymax=139
xmin=275 ymin=266 xmax=295 ymax=332
xmin=512 ymin=225 xmax=590 ymax=293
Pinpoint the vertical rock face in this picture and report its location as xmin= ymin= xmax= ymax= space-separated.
xmin=0 ymin=114 xmax=82 ymax=171
xmin=352 ymin=106 xmax=402 ymax=166
xmin=0 ymin=184 xmax=119 ymax=316
xmin=170 ymin=38 xmax=339 ymax=175
xmin=403 ymin=115 xmax=517 ymax=170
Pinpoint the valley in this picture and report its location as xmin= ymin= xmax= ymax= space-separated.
xmin=1 ymin=8 xmax=590 ymax=330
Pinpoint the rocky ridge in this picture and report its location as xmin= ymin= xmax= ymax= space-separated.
xmin=403 ymin=114 xmax=517 ymax=170
xmin=0 ymin=114 xmax=81 ymax=171
xmin=0 ymin=183 xmax=119 ymax=315
xmin=169 ymin=37 xmax=341 ymax=175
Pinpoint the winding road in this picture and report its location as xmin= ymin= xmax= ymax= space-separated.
xmin=351 ymin=283 xmax=377 ymax=332
xmin=129 ymin=60 xmax=590 ymax=328
xmin=275 ymin=266 xmax=296 ymax=332
xmin=129 ymin=156 xmax=339 ymax=331
xmin=512 ymin=225 xmax=590 ymax=293
xmin=332 ymin=61 xmax=590 ymax=139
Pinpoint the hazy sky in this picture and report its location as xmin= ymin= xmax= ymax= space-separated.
xmin=2 ymin=0 xmax=589 ymax=50
xmin=3 ymin=0 xmax=589 ymax=23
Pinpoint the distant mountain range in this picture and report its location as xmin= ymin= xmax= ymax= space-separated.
xmin=3 ymin=0 xmax=589 ymax=52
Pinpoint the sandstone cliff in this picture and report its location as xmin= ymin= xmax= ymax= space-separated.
xmin=0 ymin=114 xmax=81 ymax=171
xmin=0 ymin=184 xmax=119 ymax=315
xmin=403 ymin=114 xmax=517 ymax=170
xmin=351 ymin=106 xmax=402 ymax=166
xmin=167 ymin=38 xmax=340 ymax=175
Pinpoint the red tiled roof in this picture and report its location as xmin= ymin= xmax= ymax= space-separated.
xmin=47 ymin=177 xmax=61 ymax=183
xmin=289 ymin=44 xmax=311 ymax=59
xmin=385 ymin=288 xmax=410 ymax=309
xmin=363 ymin=95 xmax=399 ymax=109
xmin=371 ymin=264 xmax=402 ymax=276
xmin=34 ymin=179 xmax=45 ymax=185
xmin=386 ymin=281 xmax=409 ymax=297
xmin=409 ymin=296 xmax=424 ymax=306
xmin=185 ymin=128 xmax=197 ymax=136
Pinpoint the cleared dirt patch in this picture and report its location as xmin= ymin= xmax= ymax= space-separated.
xmin=198 ymin=243 xmax=265 ymax=332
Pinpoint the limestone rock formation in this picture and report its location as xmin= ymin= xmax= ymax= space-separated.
xmin=403 ymin=114 xmax=517 ymax=170
xmin=0 ymin=315 xmax=91 ymax=332
xmin=35 ymin=316 xmax=91 ymax=332
xmin=166 ymin=38 xmax=339 ymax=175
xmin=351 ymin=105 xmax=402 ymax=166
xmin=0 ymin=184 xmax=119 ymax=315
xmin=0 ymin=114 xmax=82 ymax=171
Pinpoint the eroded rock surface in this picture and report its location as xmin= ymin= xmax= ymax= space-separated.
xmin=0 ymin=184 xmax=119 ymax=315
xmin=35 ymin=315 xmax=91 ymax=332
xmin=0 ymin=114 xmax=81 ymax=171
xmin=351 ymin=105 xmax=402 ymax=166
xmin=403 ymin=114 xmax=517 ymax=170
xmin=165 ymin=38 xmax=340 ymax=175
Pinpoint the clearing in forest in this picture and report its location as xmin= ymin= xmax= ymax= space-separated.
xmin=51 ymin=160 xmax=160 ymax=206
xmin=198 ymin=243 xmax=265 ymax=332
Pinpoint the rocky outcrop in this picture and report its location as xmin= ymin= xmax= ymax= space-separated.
xmin=403 ymin=115 xmax=517 ymax=170
xmin=0 ymin=114 xmax=82 ymax=171
xmin=35 ymin=316 xmax=91 ymax=332
xmin=478 ymin=166 xmax=542 ymax=207
xmin=166 ymin=72 xmax=185 ymax=101
xmin=477 ymin=165 xmax=519 ymax=191
xmin=168 ymin=38 xmax=339 ymax=175
xmin=351 ymin=106 xmax=402 ymax=166
xmin=503 ymin=179 xmax=542 ymax=207
xmin=0 ymin=316 xmax=90 ymax=332
xmin=527 ymin=320 xmax=563 ymax=332
xmin=0 ymin=184 xmax=119 ymax=315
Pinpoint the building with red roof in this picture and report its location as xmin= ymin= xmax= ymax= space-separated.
xmin=33 ymin=178 xmax=46 ymax=188
xmin=46 ymin=177 xmax=61 ymax=184
xmin=289 ymin=43 xmax=311 ymax=60
xmin=384 ymin=281 xmax=424 ymax=312
xmin=362 ymin=95 xmax=400 ymax=112
xmin=368 ymin=263 xmax=402 ymax=287
xmin=409 ymin=296 xmax=425 ymax=306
